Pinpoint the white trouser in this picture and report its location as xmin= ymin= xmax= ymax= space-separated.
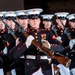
xmin=57 ymin=64 xmax=70 ymax=75
xmin=0 ymin=68 xmax=4 ymax=75
xmin=11 ymin=69 xmax=16 ymax=75
xmin=32 ymin=67 xmax=44 ymax=75
xmin=71 ymin=68 xmax=75 ymax=75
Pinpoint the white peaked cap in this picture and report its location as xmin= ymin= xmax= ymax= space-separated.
xmin=55 ymin=12 xmax=69 ymax=17
xmin=15 ymin=10 xmax=26 ymax=12
xmin=0 ymin=11 xmax=7 ymax=17
xmin=67 ymin=14 xmax=75 ymax=20
xmin=26 ymin=8 xmax=43 ymax=15
xmin=0 ymin=12 xmax=4 ymax=17
xmin=15 ymin=10 xmax=27 ymax=16
xmin=41 ymin=14 xmax=54 ymax=19
xmin=4 ymin=11 xmax=16 ymax=17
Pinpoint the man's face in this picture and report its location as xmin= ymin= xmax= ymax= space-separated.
xmin=56 ymin=18 xmax=66 ymax=29
xmin=43 ymin=21 xmax=51 ymax=29
xmin=28 ymin=18 xmax=41 ymax=30
xmin=69 ymin=21 xmax=75 ymax=29
xmin=0 ymin=20 xmax=5 ymax=30
xmin=17 ymin=18 xmax=28 ymax=30
xmin=5 ymin=19 xmax=15 ymax=30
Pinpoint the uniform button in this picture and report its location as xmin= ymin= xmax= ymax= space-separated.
xmin=35 ymin=36 xmax=38 ymax=38
xmin=32 ymin=30 xmax=34 ymax=31
xmin=36 ymin=48 xmax=39 ymax=50
xmin=27 ymin=63 xmax=29 ymax=65
xmin=71 ymin=54 xmax=73 ymax=56
xmin=35 ymin=33 xmax=37 ymax=35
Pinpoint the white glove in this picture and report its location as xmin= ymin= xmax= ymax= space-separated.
xmin=41 ymin=39 xmax=51 ymax=49
xmin=25 ymin=35 xmax=34 ymax=48
xmin=16 ymin=38 xmax=19 ymax=46
xmin=3 ymin=47 xmax=7 ymax=54
xmin=56 ymin=36 xmax=61 ymax=42
xmin=69 ymin=39 xmax=75 ymax=49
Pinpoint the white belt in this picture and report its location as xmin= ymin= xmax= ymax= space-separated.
xmin=20 ymin=55 xmax=25 ymax=58
xmin=26 ymin=55 xmax=51 ymax=60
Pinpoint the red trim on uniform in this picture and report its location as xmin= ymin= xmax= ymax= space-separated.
xmin=7 ymin=41 xmax=10 ymax=46
xmin=60 ymin=41 xmax=62 ymax=44
xmin=52 ymin=35 xmax=56 ymax=40
xmin=17 ymin=41 xmax=20 ymax=45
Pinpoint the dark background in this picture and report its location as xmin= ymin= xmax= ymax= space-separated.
xmin=0 ymin=0 xmax=24 ymax=11
xmin=0 ymin=0 xmax=75 ymax=14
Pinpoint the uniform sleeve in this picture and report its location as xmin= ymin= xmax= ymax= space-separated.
xmin=50 ymin=44 xmax=64 ymax=52
xmin=12 ymin=43 xmax=28 ymax=59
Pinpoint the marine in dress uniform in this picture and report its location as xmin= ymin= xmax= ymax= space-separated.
xmin=3 ymin=11 xmax=17 ymax=75
xmin=41 ymin=14 xmax=70 ymax=75
xmin=14 ymin=10 xmax=29 ymax=75
xmin=54 ymin=12 xmax=69 ymax=48
xmin=8 ymin=10 xmax=35 ymax=75
xmin=0 ymin=12 xmax=7 ymax=75
xmin=41 ymin=14 xmax=62 ymax=75
xmin=23 ymin=8 xmax=57 ymax=75
xmin=52 ymin=12 xmax=71 ymax=75
xmin=66 ymin=14 xmax=75 ymax=75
